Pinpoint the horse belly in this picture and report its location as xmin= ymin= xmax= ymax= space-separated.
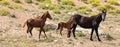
xmin=79 ymin=23 xmax=92 ymax=28
xmin=32 ymin=22 xmax=44 ymax=27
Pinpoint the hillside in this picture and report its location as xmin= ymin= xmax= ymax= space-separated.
xmin=0 ymin=0 xmax=120 ymax=47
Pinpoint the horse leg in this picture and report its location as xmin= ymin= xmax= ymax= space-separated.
xmin=90 ymin=28 xmax=94 ymax=41
xmin=39 ymin=28 xmax=42 ymax=41
xmin=72 ymin=24 xmax=77 ymax=39
xmin=60 ymin=27 xmax=63 ymax=36
xmin=42 ymin=28 xmax=48 ymax=39
xmin=27 ymin=27 xmax=30 ymax=33
xmin=29 ymin=27 xmax=33 ymax=37
xmin=67 ymin=30 xmax=71 ymax=38
xmin=26 ymin=26 xmax=31 ymax=39
xmin=95 ymin=28 xmax=101 ymax=41
xmin=72 ymin=29 xmax=77 ymax=39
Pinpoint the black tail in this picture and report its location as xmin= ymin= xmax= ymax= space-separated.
xmin=57 ymin=23 xmax=61 ymax=30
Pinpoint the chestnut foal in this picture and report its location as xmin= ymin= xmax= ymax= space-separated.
xmin=57 ymin=17 xmax=76 ymax=37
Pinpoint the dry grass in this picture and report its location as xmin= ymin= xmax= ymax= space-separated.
xmin=0 ymin=0 xmax=120 ymax=47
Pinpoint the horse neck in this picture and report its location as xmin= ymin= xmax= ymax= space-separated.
xmin=61 ymin=22 xmax=67 ymax=26
xmin=67 ymin=17 xmax=75 ymax=24
xmin=67 ymin=20 xmax=73 ymax=24
xmin=41 ymin=14 xmax=47 ymax=22
xmin=96 ymin=13 xmax=103 ymax=23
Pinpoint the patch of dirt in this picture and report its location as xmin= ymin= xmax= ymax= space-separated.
xmin=0 ymin=0 xmax=120 ymax=47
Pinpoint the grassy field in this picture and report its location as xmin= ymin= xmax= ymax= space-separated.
xmin=0 ymin=0 xmax=120 ymax=47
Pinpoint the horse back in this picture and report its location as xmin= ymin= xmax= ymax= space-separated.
xmin=73 ymin=14 xmax=96 ymax=28
xmin=27 ymin=18 xmax=44 ymax=27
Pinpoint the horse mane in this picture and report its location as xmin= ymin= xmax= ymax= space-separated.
xmin=41 ymin=11 xmax=49 ymax=18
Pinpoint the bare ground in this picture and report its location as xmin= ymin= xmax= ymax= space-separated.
xmin=0 ymin=0 xmax=120 ymax=47
xmin=0 ymin=9 xmax=120 ymax=47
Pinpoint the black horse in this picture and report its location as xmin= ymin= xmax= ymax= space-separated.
xmin=68 ymin=10 xmax=107 ymax=41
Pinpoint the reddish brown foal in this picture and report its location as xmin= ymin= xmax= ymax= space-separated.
xmin=23 ymin=11 xmax=52 ymax=40
xmin=57 ymin=17 xmax=76 ymax=36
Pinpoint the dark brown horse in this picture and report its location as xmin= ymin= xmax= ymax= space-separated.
xmin=68 ymin=9 xmax=107 ymax=41
xmin=23 ymin=11 xmax=52 ymax=40
xmin=57 ymin=17 xmax=76 ymax=36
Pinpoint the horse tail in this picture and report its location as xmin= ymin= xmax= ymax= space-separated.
xmin=23 ymin=20 xmax=27 ymax=28
xmin=57 ymin=23 xmax=61 ymax=30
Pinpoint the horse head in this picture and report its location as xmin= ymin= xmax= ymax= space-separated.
xmin=101 ymin=9 xmax=107 ymax=21
xmin=46 ymin=11 xmax=52 ymax=20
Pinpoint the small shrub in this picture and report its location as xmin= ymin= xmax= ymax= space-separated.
xmin=87 ymin=0 xmax=99 ymax=3
xmin=8 ymin=14 xmax=16 ymax=18
xmin=77 ymin=6 xmax=92 ymax=14
xmin=63 ymin=16 xmax=69 ymax=21
xmin=43 ymin=0 xmax=51 ymax=3
xmin=81 ymin=0 xmax=87 ymax=3
xmin=80 ymin=41 xmax=84 ymax=44
xmin=91 ymin=2 xmax=100 ymax=7
xmin=59 ymin=5 xmax=73 ymax=10
xmin=48 ymin=4 xmax=58 ymax=10
xmin=22 ymin=8 xmax=29 ymax=11
xmin=46 ymin=24 xmax=57 ymax=30
xmin=53 ymin=9 xmax=61 ymax=14
xmin=36 ymin=0 xmax=51 ymax=3
xmin=86 ymin=0 xmax=100 ymax=7
xmin=15 ymin=23 xmax=21 ymax=27
xmin=115 ymin=9 xmax=120 ymax=14
xmin=78 ymin=9 xmax=88 ymax=14
xmin=57 ymin=4 xmax=64 ymax=9
xmin=14 ymin=0 xmax=21 ymax=3
xmin=44 ymin=37 xmax=56 ymax=43
xmin=77 ymin=6 xmax=91 ymax=12
xmin=40 ymin=23 xmax=57 ymax=31
xmin=38 ymin=3 xmax=46 ymax=9
xmin=90 ymin=12 xmax=97 ymax=16
xmin=38 ymin=3 xmax=57 ymax=10
xmin=67 ymin=39 xmax=73 ymax=44
xmin=0 ymin=0 xmax=9 ymax=6
xmin=24 ymin=0 xmax=32 ymax=3
xmin=59 ymin=0 xmax=74 ymax=6
xmin=104 ymin=4 xmax=114 ymax=10
xmin=106 ymin=34 xmax=114 ymax=41
xmin=43 ymin=25 xmax=49 ymax=31
xmin=9 ymin=3 xmax=23 ymax=9
xmin=105 ymin=0 xmax=119 ymax=5
xmin=36 ymin=0 xmax=44 ymax=2
xmin=11 ymin=22 xmax=21 ymax=27
xmin=97 ymin=5 xmax=106 ymax=11
xmin=34 ymin=1 xmax=39 ymax=5
xmin=69 ymin=7 xmax=77 ymax=12
xmin=52 ymin=15 xmax=59 ymax=20
xmin=0 ymin=7 xmax=10 ymax=16
xmin=76 ymin=32 xmax=86 ymax=37
xmin=107 ymin=10 xmax=116 ymax=14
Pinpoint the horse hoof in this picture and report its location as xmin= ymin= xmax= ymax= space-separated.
xmin=38 ymin=39 xmax=41 ymax=41
xmin=90 ymin=39 xmax=93 ymax=41
xmin=67 ymin=36 xmax=70 ymax=38
xmin=98 ymin=40 xmax=101 ymax=41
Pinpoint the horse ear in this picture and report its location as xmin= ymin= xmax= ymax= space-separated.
xmin=105 ymin=9 xmax=107 ymax=12
xmin=46 ymin=11 xmax=49 ymax=13
xmin=103 ymin=9 xmax=107 ymax=12
xmin=102 ymin=9 xmax=106 ymax=13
